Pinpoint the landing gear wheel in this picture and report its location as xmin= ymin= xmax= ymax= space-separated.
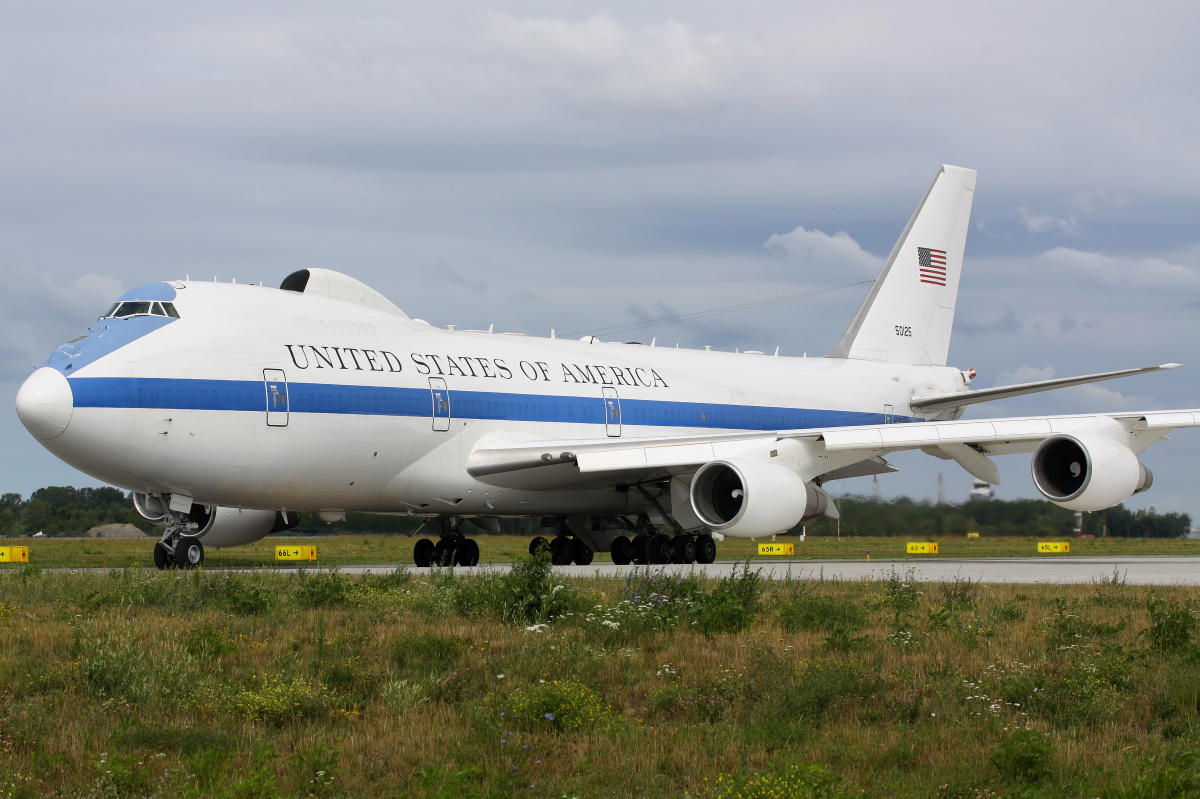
xmin=549 ymin=537 xmax=573 ymax=566
xmin=696 ymin=535 xmax=717 ymax=564
xmin=153 ymin=541 xmax=172 ymax=570
xmin=174 ymin=536 xmax=204 ymax=569
xmin=649 ymin=535 xmax=672 ymax=565
xmin=611 ymin=536 xmax=633 ymax=565
xmin=458 ymin=538 xmax=480 ymax=567
xmin=529 ymin=536 xmax=550 ymax=556
xmin=413 ymin=538 xmax=435 ymax=568
xmin=632 ymin=534 xmax=650 ymax=565
xmin=433 ymin=539 xmax=457 ymax=566
xmin=573 ymin=538 xmax=594 ymax=566
xmin=672 ymin=534 xmax=696 ymax=564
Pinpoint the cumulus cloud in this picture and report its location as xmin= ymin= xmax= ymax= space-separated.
xmin=994 ymin=365 xmax=1055 ymax=387
xmin=0 ymin=265 xmax=124 ymax=381
xmin=957 ymin=311 xmax=1023 ymax=338
xmin=763 ymin=227 xmax=879 ymax=275
xmin=482 ymin=13 xmax=739 ymax=115
xmin=1038 ymin=248 xmax=1200 ymax=290
xmin=1014 ymin=206 xmax=1078 ymax=235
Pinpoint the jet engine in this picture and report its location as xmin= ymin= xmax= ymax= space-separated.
xmin=133 ymin=492 xmax=298 ymax=548
xmin=189 ymin=505 xmax=299 ymax=548
xmin=1031 ymin=433 xmax=1153 ymax=511
xmin=690 ymin=458 xmax=836 ymax=538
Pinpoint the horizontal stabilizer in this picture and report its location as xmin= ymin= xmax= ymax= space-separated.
xmin=910 ymin=364 xmax=1180 ymax=412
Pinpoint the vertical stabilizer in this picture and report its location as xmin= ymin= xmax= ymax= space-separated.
xmin=826 ymin=165 xmax=976 ymax=366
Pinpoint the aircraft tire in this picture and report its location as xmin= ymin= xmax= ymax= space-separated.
xmin=413 ymin=538 xmax=435 ymax=568
xmin=611 ymin=536 xmax=633 ymax=565
xmin=175 ymin=536 xmax=204 ymax=569
xmin=648 ymin=535 xmax=672 ymax=565
xmin=549 ymin=536 xmax=572 ymax=566
xmin=529 ymin=536 xmax=550 ymax=556
xmin=696 ymin=535 xmax=717 ymax=564
xmin=433 ymin=539 xmax=456 ymax=567
xmin=632 ymin=535 xmax=650 ymax=564
xmin=458 ymin=538 xmax=480 ymax=567
xmin=572 ymin=538 xmax=594 ymax=566
xmin=153 ymin=542 xmax=172 ymax=570
xmin=672 ymin=534 xmax=696 ymax=564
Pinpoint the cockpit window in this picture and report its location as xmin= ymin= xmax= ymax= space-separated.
xmin=100 ymin=300 xmax=181 ymax=319
xmin=114 ymin=301 xmax=151 ymax=317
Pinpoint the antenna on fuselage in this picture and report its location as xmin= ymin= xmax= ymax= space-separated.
xmin=650 ymin=337 xmax=656 ymax=347
xmin=551 ymin=329 xmax=556 ymax=339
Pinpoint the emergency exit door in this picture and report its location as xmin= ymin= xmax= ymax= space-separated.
xmin=264 ymin=369 xmax=289 ymax=427
xmin=430 ymin=377 xmax=451 ymax=432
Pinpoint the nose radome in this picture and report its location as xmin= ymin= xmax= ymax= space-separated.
xmin=15 ymin=367 xmax=74 ymax=440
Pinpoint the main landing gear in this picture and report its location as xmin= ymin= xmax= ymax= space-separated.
xmin=528 ymin=517 xmax=594 ymax=566
xmin=152 ymin=509 xmax=205 ymax=570
xmin=609 ymin=532 xmax=716 ymax=566
xmin=412 ymin=517 xmax=481 ymax=568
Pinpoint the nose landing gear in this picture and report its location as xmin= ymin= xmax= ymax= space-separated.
xmin=152 ymin=508 xmax=205 ymax=570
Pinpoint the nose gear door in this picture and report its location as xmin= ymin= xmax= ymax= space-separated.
xmin=603 ymin=386 xmax=621 ymax=437
xmin=264 ymin=369 xmax=289 ymax=427
xmin=429 ymin=377 xmax=451 ymax=432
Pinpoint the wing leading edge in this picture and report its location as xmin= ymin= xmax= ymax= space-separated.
xmin=466 ymin=408 xmax=1200 ymax=488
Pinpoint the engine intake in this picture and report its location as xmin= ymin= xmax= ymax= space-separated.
xmin=1031 ymin=433 xmax=1152 ymax=511
xmin=690 ymin=458 xmax=835 ymax=539
xmin=189 ymin=505 xmax=299 ymax=548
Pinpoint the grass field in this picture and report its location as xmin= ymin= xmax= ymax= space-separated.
xmin=3 ymin=533 xmax=1199 ymax=570
xmin=2 ymin=555 xmax=1200 ymax=798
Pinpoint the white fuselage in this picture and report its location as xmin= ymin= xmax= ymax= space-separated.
xmin=28 ymin=280 xmax=968 ymax=517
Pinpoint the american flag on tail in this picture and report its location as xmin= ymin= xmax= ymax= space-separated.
xmin=918 ymin=247 xmax=947 ymax=286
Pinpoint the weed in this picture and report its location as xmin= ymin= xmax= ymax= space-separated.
xmin=708 ymin=760 xmax=861 ymax=798
xmin=506 ymin=677 xmax=618 ymax=732
xmin=941 ymin=576 xmax=980 ymax=608
xmin=293 ymin=571 xmax=351 ymax=608
xmin=1144 ymin=598 xmax=1197 ymax=655
xmin=988 ymin=729 xmax=1054 ymax=783
xmin=183 ymin=621 xmax=239 ymax=660
xmin=781 ymin=657 xmax=878 ymax=721
xmin=881 ymin=569 xmax=924 ymax=613
xmin=1105 ymin=750 xmax=1200 ymax=798
xmin=225 ymin=672 xmax=329 ymax=724
xmin=496 ymin=549 xmax=580 ymax=626
xmin=779 ymin=594 xmax=865 ymax=633
xmin=217 ymin=575 xmax=276 ymax=615
xmin=391 ymin=632 xmax=467 ymax=677
xmin=292 ymin=743 xmax=340 ymax=798
xmin=692 ymin=561 xmax=763 ymax=636
xmin=380 ymin=677 xmax=428 ymax=711
xmin=1042 ymin=599 xmax=1124 ymax=649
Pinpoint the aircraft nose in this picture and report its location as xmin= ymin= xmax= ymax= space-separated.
xmin=15 ymin=367 xmax=74 ymax=440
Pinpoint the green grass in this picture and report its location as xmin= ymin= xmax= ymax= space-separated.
xmin=3 ymin=533 xmax=1198 ymax=570
xmin=2 ymin=557 xmax=1200 ymax=797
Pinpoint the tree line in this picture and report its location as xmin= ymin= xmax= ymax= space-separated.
xmin=0 ymin=486 xmax=1191 ymax=539
xmin=801 ymin=495 xmax=1192 ymax=539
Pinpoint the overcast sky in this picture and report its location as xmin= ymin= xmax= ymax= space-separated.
xmin=3 ymin=2 xmax=1199 ymax=520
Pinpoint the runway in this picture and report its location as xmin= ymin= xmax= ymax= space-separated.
xmin=286 ymin=556 xmax=1200 ymax=585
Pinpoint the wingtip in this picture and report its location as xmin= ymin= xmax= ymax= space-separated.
xmin=1161 ymin=363 xmax=1183 ymax=370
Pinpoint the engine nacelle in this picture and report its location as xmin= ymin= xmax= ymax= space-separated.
xmin=190 ymin=506 xmax=299 ymax=549
xmin=132 ymin=492 xmax=168 ymax=524
xmin=690 ymin=458 xmax=834 ymax=539
xmin=1031 ymin=433 xmax=1153 ymax=511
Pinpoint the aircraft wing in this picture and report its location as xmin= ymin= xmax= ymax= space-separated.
xmin=910 ymin=363 xmax=1180 ymax=412
xmin=467 ymin=408 xmax=1200 ymax=488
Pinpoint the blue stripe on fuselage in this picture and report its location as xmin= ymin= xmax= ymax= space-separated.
xmin=68 ymin=376 xmax=913 ymax=430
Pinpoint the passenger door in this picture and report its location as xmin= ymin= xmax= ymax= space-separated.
xmin=430 ymin=377 xmax=451 ymax=432
xmin=264 ymin=369 xmax=289 ymax=427
xmin=603 ymin=387 xmax=622 ymax=437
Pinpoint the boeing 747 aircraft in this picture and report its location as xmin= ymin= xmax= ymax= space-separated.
xmin=14 ymin=165 xmax=1196 ymax=569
